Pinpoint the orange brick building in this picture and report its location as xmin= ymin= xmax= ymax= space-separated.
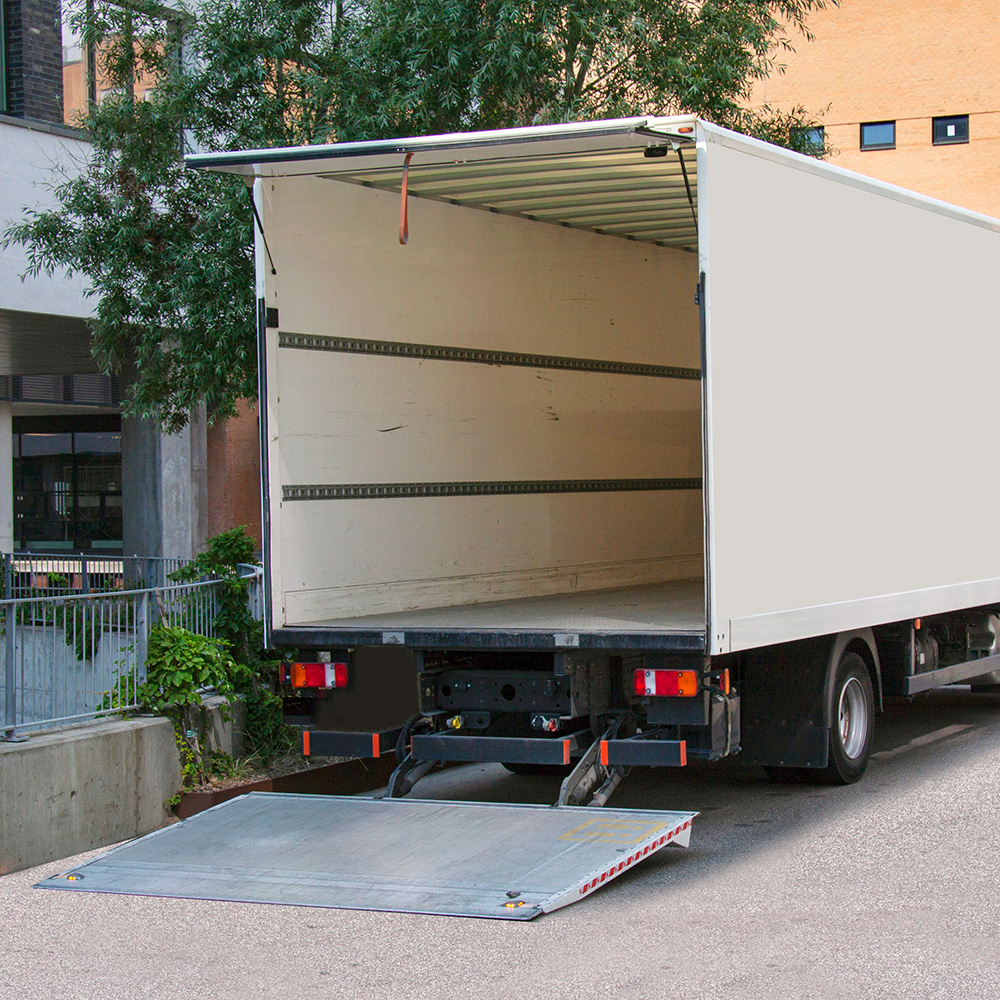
xmin=206 ymin=401 xmax=261 ymax=548
xmin=752 ymin=0 xmax=1000 ymax=219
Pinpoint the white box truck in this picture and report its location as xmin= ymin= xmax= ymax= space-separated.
xmin=191 ymin=116 xmax=1000 ymax=795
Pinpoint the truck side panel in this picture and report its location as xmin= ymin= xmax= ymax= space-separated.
xmin=701 ymin=126 xmax=1000 ymax=653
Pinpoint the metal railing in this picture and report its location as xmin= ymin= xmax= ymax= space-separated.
xmin=2 ymin=553 xmax=189 ymax=600
xmin=0 ymin=559 xmax=263 ymax=739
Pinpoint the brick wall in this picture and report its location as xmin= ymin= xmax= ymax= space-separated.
xmin=3 ymin=0 xmax=64 ymax=122
xmin=751 ymin=0 xmax=1000 ymax=218
xmin=206 ymin=400 xmax=262 ymax=550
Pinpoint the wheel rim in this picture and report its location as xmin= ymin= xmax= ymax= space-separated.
xmin=838 ymin=676 xmax=868 ymax=760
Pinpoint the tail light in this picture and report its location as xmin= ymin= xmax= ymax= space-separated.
xmin=634 ymin=669 xmax=699 ymax=697
xmin=289 ymin=662 xmax=348 ymax=689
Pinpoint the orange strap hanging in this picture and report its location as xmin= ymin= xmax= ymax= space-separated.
xmin=399 ymin=152 xmax=414 ymax=245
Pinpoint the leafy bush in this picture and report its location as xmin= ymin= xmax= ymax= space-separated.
xmin=104 ymin=527 xmax=293 ymax=802
xmin=168 ymin=526 xmax=293 ymax=764
xmin=140 ymin=625 xmax=244 ymax=714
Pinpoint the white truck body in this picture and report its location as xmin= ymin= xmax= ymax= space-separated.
xmin=193 ymin=117 xmax=1000 ymax=654
xmin=191 ymin=117 xmax=1000 ymax=783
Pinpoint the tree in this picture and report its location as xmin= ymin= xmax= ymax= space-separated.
xmin=4 ymin=0 xmax=835 ymax=430
xmin=332 ymin=1 xmax=836 ymax=145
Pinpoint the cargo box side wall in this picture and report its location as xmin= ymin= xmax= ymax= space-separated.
xmin=261 ymin=175 xmax=704 ymax=628
xmin=701 ymin=125 xmax=1000 ymax=653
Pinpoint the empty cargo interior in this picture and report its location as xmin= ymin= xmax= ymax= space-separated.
xmin=260 ymin=138 xmax=704 ymax=633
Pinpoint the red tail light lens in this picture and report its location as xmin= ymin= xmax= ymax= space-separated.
xmin=634 ymin=669 xmax=699 ymax=697
xmin=290 ymin=662 xmax=349 ymax=689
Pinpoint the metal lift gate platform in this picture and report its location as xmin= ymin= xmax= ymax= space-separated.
xmin=36 ymin=792 xmax=696 ymax=920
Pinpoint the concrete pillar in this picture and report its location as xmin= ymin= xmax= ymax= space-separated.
xmin=0 ymin=402 xmax=12 ymax=554
xmin=121 ymin=406 xmax=208 ymax=560
xmin=121 ymin=410 xmax=163 ymax=558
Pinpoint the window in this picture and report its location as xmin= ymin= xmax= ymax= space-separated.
xmin=791 ymin=126 xmax=825 ymax=155
xmin=13 ymin=426 xmax=122 ymax=553
xmin=933 ymin=115 xmax=969 ymax=145
xmin=860 ymin=121 xmax=896 ymax=150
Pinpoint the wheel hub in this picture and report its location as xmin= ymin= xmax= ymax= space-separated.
xmin=838 ymin=676 xmax=868 ymax=759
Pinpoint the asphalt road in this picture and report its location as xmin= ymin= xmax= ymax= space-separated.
xmin=3 ymin=688 xmax=1000 ymax=999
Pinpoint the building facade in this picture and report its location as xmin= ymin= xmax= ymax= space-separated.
xmin=752 ymin=0 xmax=1000 ymax=219
xmin=1 ymin=0 xmax=210 ymax=558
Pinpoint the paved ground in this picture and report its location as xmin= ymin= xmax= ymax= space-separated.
xmin=3 ymin=688 xmax=1000 ymax=999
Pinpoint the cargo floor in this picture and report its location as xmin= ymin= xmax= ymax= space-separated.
xmin=301 ymin=578 xmax=705 ymax=635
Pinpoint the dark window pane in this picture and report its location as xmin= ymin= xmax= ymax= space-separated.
xmin=13 ymin=431 xmax=121 ymax=553
xmin=74 ymin=432 xmax=122 ymax=455
xmin=19 ymin=433 xmax=72 ymax=457
xmin=861 ymin=121 xmax=896 ymax=150
xmin=932 ymin=115 xmax=969 ymax=145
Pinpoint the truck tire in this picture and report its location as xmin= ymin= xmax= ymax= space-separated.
xmin=819 ymin=651 xmax=874 ymax=785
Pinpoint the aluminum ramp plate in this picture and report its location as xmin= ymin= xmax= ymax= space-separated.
xmin=37 ymin=792 xmax=696 ymax=920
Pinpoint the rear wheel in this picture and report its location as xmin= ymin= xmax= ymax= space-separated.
xmin=765 ymin=649 xmax=874 ymax=785
xmin=819 ymin=651 xmax=874 ymax=785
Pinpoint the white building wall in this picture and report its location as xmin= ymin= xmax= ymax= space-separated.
xmin=0 ymin=118 xmax=94 ymax=321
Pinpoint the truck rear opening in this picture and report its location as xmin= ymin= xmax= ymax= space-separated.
xmin=257 ymin=127 xmax=706 ymax=646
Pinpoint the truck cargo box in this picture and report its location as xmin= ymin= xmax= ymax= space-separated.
xmin=191 ymin=117 xmax=1000 ymax=657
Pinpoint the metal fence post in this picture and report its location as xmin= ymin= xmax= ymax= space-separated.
xmin=135 ymin=590 xmax=149 ymax=692
xmin=3 ymin=602 xmax=18 ymax=740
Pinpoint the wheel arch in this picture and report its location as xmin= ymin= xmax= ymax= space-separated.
xmin=823 ymin=628 xmax=882 ymax=726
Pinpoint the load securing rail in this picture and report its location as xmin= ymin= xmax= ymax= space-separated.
xmin=37 ymin=793 xmax=697 ymax=920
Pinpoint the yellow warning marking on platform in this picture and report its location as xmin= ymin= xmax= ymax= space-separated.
xmin=558 ymin=818 xmax=671 ymax=844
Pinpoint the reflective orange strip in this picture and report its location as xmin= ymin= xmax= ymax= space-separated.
xmin=679 ymin=740 xmax=687 ymax=766
xmin=372 ymin=733 xmax=380 ymax=758
xmin=302 ymin=730 xmax=311 ymax=756
xmin=600 ymin=740 xmax=609 ymax=766
xmin=563 ymin=740 xmax=571 ymax=765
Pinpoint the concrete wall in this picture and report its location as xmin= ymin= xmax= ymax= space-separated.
xmin=0 ymin=717 xmax=181 ymax=875
xmin=122 ymin=401 xmax=208 ymax=560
